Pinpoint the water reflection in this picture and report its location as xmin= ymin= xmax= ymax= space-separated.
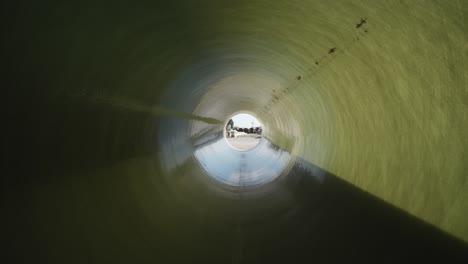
xmin=194 ymin=136 xmax=291 ymax=187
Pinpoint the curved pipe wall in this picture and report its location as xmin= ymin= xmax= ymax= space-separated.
xmin=4 ymin=0 xmax=468 ymax=262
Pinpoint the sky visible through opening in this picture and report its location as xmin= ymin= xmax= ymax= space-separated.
xmin=231 ymin=113 xmax=261 ymax=128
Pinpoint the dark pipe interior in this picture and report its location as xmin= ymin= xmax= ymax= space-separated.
xmin=4 ymin=0 xmax=468 ymax=262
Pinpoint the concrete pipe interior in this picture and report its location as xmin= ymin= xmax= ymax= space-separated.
xmin=4 ymin=0 xmax=468 ymax=262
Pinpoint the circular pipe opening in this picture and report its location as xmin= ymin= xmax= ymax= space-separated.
xmin=224 ymin=113 xmax=263 ymax=151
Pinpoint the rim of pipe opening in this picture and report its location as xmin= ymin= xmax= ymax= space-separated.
xmin=223 ymin=111 xmax=265 ymax=152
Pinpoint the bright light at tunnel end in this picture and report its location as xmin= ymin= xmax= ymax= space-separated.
xmin=224 ymin=112 xmax=263 ymax=152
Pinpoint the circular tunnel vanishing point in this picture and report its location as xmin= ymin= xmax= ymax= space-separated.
xmin=4 ymin=0 xmax=468 ymax=263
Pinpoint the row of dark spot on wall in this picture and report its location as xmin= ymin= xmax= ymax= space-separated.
xmin=259 ymin=17 xmax=369 ymax=115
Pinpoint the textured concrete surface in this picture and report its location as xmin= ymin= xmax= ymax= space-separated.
xmin=227 ymin=134 xmax=261 ymax=151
